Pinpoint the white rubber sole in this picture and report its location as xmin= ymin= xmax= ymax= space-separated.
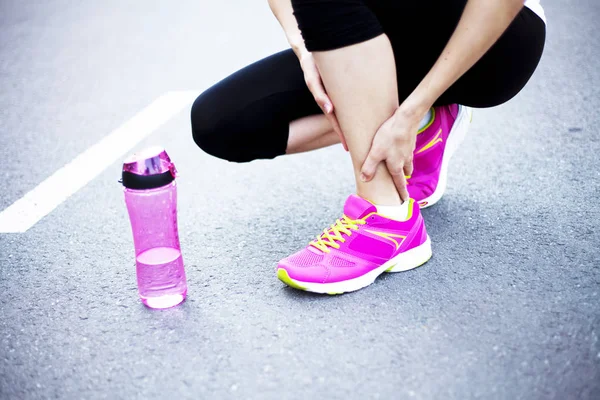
xmin=277 ymin=236 xmax=432 ymax=295
xmin=418 ymin=105 xmax=472 ymax=209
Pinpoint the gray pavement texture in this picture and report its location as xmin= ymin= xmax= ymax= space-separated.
xmin=0 ymin=0 xmax=599 ymax=399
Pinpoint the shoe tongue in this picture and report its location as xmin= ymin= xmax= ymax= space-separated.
xmin=343 ymin=195 xmax=377 ymax=219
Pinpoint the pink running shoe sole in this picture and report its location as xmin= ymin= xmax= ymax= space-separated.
xmin=277 ymin=236 xmax=432 ymax=295
xmin=419 ymin=105 xmax=473 ymax=209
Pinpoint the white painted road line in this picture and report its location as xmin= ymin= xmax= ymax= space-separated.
xmin=0 ymin=90 xmax=199 ymax=233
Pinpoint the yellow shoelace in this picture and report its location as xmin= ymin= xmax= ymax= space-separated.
xmin=310 ymin=215 xmax=366 ymax=253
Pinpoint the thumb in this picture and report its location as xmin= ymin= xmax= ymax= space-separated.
xmin=307 ymin=76 xmax=331 ymax=113
xmin=360 ymin=150 xmax=381 ymax=182
xmin=323 ymin=98 xmax=333 ymax=114
xmin=316 ymin=93 xmax=333 ymax=114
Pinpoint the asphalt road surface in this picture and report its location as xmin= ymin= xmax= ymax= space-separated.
xmin=1 ymin=1 xmax=599 ymax=399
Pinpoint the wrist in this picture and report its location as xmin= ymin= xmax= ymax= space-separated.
xmin=289 ymin=37 xmax=308 ymax=59
xmin=396 ymin=96 xmax=432 ymax=123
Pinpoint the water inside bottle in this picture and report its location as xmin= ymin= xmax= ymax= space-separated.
xmin=136 ymin=246 xmax=187 ymax=309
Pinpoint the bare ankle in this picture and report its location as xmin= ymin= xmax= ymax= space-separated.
xmin=356 ymin=187 xmax=401 ymax=206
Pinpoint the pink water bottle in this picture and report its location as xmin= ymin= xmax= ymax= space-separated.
xmin=121 ymin=146 xmax=187 ymax=309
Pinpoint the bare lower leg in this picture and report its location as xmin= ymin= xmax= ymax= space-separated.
xmin=286 ymin=114 xmax=340 ymax=154
xmin=313 ymin=35 xmax=402 ymax=205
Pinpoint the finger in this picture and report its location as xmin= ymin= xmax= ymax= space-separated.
xmin=391 ymin=172 xmax=410 ymax=203
xmin=403 ymin=160 xmax=413 ymax=178
xmin=306 ymin=76 xmax=330 ymax=111
xmin=360 ymin=149 xmax=383 ymax=182
xmin=304 ymin=65 xmax=348 ymax=151
xmin=308 ymin=79 xmax=349 ymax=152
xmin=312 ymin=92 xmax=337 ymax=130
xmin=325 ymin=112 xmax=348 ymax=152
xmin=385 ymin=160 xmax=409 ymax=202
xmin=319 ymin=95 xmax=333 ymax=115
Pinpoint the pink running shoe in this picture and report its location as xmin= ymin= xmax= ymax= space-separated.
xmin=409 ymin=104 xmax=473 ymax=208
xmin=276 ymin=195 xmax=432 ymax=294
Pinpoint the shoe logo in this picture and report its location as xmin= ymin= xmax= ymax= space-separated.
xmin=416 ymin=128 xmax=443 ymax=154
xmin=418 ymin=201 xmax=428 ymax=208
xmin=364 ymin=230 xmax=406 ymax=250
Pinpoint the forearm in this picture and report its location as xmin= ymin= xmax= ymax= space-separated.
xmin=268 ymin=0 xmax=307 ymax=58
xmin=401 ymin=0 xmax=525 ymax=116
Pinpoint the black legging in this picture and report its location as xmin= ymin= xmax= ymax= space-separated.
xmin=191 ymin=0 xmax=546 ymax=163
